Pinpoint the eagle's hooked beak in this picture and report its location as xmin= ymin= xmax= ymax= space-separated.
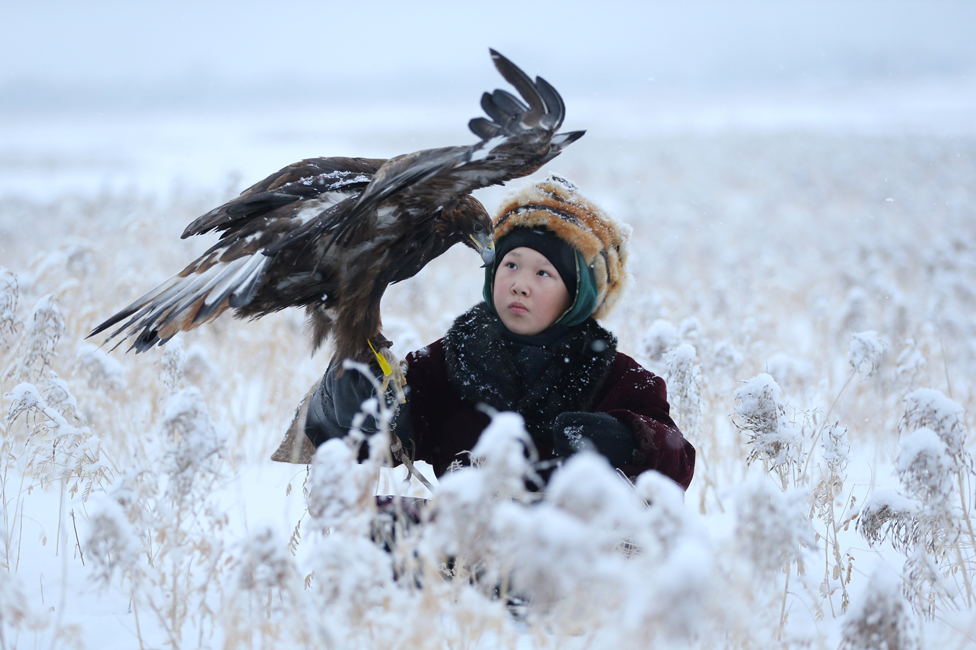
xmin=471 ymin=232 xmax=495 ymax=268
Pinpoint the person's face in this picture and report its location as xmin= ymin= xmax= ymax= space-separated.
xmin=492 ymin=247 xmax=572 ymax=336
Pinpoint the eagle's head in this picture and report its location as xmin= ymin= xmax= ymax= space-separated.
xmin=444 ymin=195 xmax=495 ymax=267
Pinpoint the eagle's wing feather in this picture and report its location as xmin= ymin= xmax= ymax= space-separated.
xmin=365 ymin=49 xmax=583 ymax=206
xmin=181 ymin=157 xmax=383 ymax=239
xmin=89 ymin=191 xmax=355 ymax=350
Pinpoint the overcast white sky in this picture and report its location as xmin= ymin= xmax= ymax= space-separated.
xmin=3 ymin=0 xmax=975 ymax=199
xmin=3 ymin=0 xmax=975 ymax=113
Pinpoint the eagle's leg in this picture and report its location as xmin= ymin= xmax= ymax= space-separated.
xmin=306 ymin=304 xmax=335 ymax=353
xmin=374 ymin=344 xmax=407 ymax=404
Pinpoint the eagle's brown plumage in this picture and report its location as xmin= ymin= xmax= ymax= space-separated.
xmin=89 ymin=50 xmax=584 ymax=368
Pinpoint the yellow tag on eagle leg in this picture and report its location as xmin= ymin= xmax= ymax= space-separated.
xmin=367 ymin=339 xmax=393 ymax=377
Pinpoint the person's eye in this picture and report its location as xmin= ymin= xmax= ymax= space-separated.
xmin=505 ymin=262 xmax=517 ymax=270
xmin=537 ymin=270 xmax=551 ymax=277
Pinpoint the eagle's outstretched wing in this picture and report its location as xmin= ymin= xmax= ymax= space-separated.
xmin=182 ymin=157 xmax=384 ymax=240
xmin=89 ymin=50 xmax=582 ymax=359
xmin=268 ymin=49 xmax=584 ymax=256
xmin=87 ymin=157 xmax=385 ymax=351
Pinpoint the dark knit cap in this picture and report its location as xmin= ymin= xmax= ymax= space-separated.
xmin=493 ymin=227 xmax=578 ymax=298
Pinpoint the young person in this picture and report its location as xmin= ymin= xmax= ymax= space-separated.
xmin=304 ymin=175 xmax=695 ymax=490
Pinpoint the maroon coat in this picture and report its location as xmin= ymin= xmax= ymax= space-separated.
xmin=398 ymin=304 xmax=695 ymax=490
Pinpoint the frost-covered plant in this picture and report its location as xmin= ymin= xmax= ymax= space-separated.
xmin=0 ymin=561 xmax=48 ymax=649
xmin=898 ymin=391 xmax=973 ymax=563
xmin=546 ymin=451 xmax=643 ymax=547
xmin=734 ymin=478 xmax=815 ymax=634
xmin=813 ymin=423 xmax=851 ymax=519
xmin=82 ymin=361 xmax=233 ymax=647
xmin=840 ymin=565 xmax=917 ymax=650
xmin=840 ymin=287 xmax=869 ymax=336
xmin=159 ymin=336 xmax=186 ymax=392
xmin=862 ymin=439 xmax=956 ymax=559
xmin=159 ymin=387 xmax=225 ymax=504
xmin=735 ymin=478 xmax=814 ymax=577
xmin=302 ymin=399 xmax=427 ymax=645
xmin=818 ymin=423 xmax=850 ymax=489
xmin=711 ymin=339 xmax=744 ymax=377
xmin=235 ymin=525 xmax=296 ymax=592
xmin=183 ymin=342 xmax=217 ymax=387
xmin=849 ymin=330 xmax=889 ymax=377
xmin=3 ymin=294 xmax=64 ymax=381
xmin=3 ymin=381 xmax=104 ymax=495
xmin=420 ymin=466 xmax=495 ymax=582
xmin=308 ymin=530 xmax=402 ymax=642
xmin=306 ymin=438 xmax=378 ymax=536
xmin=896 ymin=428 xmax=954 ymax=507
xmin=903 ymin=548 xmax=955 ymax=620
xmin=0 ymin=267 xmax=22 ymax=347
xmin=765 ymin=352 xmax=814 ymax=394
xmin=490 ymin=455 xmax=640 ymax=632
xmin=468 ymin=411 xmax=537 ymax=498
xmin=492 ymin=499 xmax=610 ymax=615
xmin=41 ymin=371 xmax=84 ymax=424
xmin=85 ymin=496 xmax=141 ymax=586
xmin=894 ymin=338 xmax=925 ymax=387
xmin=84 ymin=466 xmax=160 ymax=647
xmin=666 ymin=343 xmax=702 ymax=440
xmin=223 ymin=524 xmax=313 ymax=649
xmin=857 ymin=489 xmax=919 ymax=551
xmin=623 ymin=472 xmax=729 ymax=646
xmin=76 ymin=343 xmax=127 ymax=392
xmin=811 ymin=423 xmax=854 ymax=614
xmin=640 ymin=319 xmax=678 ymax=361
xmin=88 ymin=384 xmax=232 ymax=647
xmin=734 ymin=373 xmax=804 ymax=488
xmin=420 ymin=412 xmax=535 ymax=583
xmin=858 ymin=388 xmax=975 ymax=615
xmin=678 ymin=316 xmax=704 ymax=349
xmin=633 ymin=470 xmax=702 ymax=558
xmin=900 ymin=388 xmax=970 ymax=472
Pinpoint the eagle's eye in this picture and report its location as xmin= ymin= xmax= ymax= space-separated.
xmin=473 ymin=223 xmax=484 ymax=233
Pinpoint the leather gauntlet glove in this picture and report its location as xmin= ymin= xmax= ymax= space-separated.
xmin=552 ymin=411 xmax=636 ymax=467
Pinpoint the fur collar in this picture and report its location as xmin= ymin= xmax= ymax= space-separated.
xmin=443 ymin=302 xmax=617 ymax=446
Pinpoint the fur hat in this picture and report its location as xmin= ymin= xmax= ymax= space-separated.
xmin=493 ymin=173 xmax=631 ymax=320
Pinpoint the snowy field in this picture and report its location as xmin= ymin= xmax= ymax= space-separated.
xmin=3 ymin=2 xmax=976 ymax=648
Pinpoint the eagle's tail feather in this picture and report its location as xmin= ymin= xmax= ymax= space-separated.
xmin=89 ymin=255 xmax=270 ymax=352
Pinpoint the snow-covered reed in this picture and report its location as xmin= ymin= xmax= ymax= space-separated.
xmin=2 ymin=130 xmax=976 ymax=648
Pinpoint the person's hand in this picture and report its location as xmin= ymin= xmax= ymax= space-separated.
xmin=304 ymin=361 xmax=389 ymax=447
xmin=330 ymin=362 xmax=390 ymax=432
xmin=552 ymin=412 xmax=635 ymax=467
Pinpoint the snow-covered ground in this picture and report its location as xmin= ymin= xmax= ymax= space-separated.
xmin=3 ymin=2 xmax=976 ymax=648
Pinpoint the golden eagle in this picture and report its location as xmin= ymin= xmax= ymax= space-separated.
xmin=89 ymin=50 xmax=584 ymax=377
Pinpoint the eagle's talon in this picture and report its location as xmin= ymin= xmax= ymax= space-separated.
xmin=376 ymin=346 xmax=407 ymax=403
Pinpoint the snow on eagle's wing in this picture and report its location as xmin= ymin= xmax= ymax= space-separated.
xmin=271 ymin=49 xmax=585 ymax=255
xmin=88 ymin=158 xmax=383 ymax=352
xmin=181 ymin=157 xmax=384 ymax=240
